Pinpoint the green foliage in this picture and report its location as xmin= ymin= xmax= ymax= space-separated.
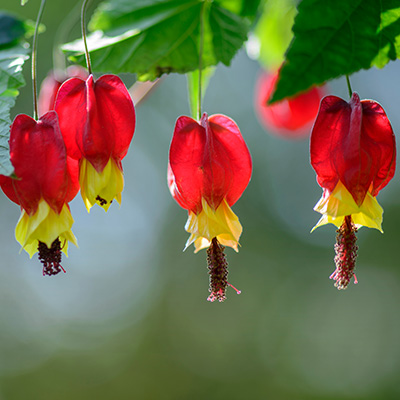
xmin=254 ymin=0 xmax=296 ymax=71
xmin=63 ymin=0 xmax=254 ymax=81
xmin=217 ymin=0 xmax=261 ymax=19
xmin=0 ymin=13 xmax=26 ymax=46
xmin=0 ymin=45 xmax=29 ymax=176
xmin=0 ymin=13 xmax=30 ymax=176
xmin=209 ymin=3 xmax=248 ymax=65
xmin=373 ymin=1 xmax=400 ymax=68
xmin=270 ymin=0 xmax=400 ymax=103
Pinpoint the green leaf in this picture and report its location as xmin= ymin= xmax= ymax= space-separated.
xmin=209 ymin=3 xmax=248 ymax=65
xmin=0 ymin=44 xmax=29 ymax=176
xmin=373 ymin=1 xmax=400 ymax=68
xmin=253 ymin=0 xmax=297 ymax=71
xmin=22 ymin=20 xmax=39 ymax=39
xmin=21 ymin=0 xmax=30 ymax=5
xmin=217 ymin=0 xmax=261 ymax=19
xmin=239 ymin=0 xmax=262 ymax=18
xmin=0 ymin=13 xmax=26 ymax=47
xmin=270 ymin=0 xmax=400 ymax=103
xmin=63 ymin=0 xmax=251 ymax=80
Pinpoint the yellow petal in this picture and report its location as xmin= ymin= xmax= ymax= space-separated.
xmin=15 ymin=199 xmax=78 ymax=258
xmin=184 ymin=198 xmax=243 ymax=253
xmin=79 ymin=158 xmax=124 ymax=212
xmin=312 ymin=181 xmax=383 ymax=232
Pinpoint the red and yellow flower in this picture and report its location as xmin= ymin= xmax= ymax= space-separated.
xmin=0 ymin=111 xmax=79 ymax=275
xmin=55 ymin=74 xmax=135 ymax=212
xmin=168 ymin=113 xmax=252 ymax=301
xmin=38 ymin=65 xmax=88 ymax=117
xmin=311 ymin=92 xmax=396 ymax=289
xmin=255 ymin=70 xmax=325 ymax=139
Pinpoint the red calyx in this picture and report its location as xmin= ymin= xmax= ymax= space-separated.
xmin=0 ymin=111 xmax=79 ymax=215
xmin=38 ymin=66 xmax=89 ymax=117
xmin=168 ymin=113 xmax=252 ymax=214
xmin=55 ymin=74 xmax=136 ymax=172
xmin=310 ymin=92 xmax=396 ymax=206
xmin=255 ymin=70 xmax=325 ymax=138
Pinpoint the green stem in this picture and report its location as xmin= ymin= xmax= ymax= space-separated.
xmin=81 ymin=0 xmax=92 ymax=75
xmin=346 ymin=75 xmax=353 ymax=98
xmin=32 ymin=0 xmax=46 ymax=120
xmin=197 ymin=2 xmax=205 ymax=121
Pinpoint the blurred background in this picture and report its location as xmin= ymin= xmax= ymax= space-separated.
xmin=1 ymin=0 xmax=400 ymax=399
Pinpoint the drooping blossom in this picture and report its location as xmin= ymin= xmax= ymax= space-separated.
xmin=0 ymin=111 xmax=79 ymax=275
xmin=38 ymin=65 xmax=88 ymax=117
xmin=255 ymin=70 xmax=325 ymax=139
xmin=311 ymin=92 xmax=396 ymax=289
xmin=168 ymin=113 xmax=252 ymax=301
xmin=55 ymin=74 xmax=135 ymax=212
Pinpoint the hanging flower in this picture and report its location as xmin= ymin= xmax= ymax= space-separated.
xmin=255 ymin=70 xmax=325 ymax=139
xmin=311 ymin=92 xmax=396 ymax=289
xmin=55 ymin=74 xmax=135 ymax=212
xmin=168 ymin=113 xmax=252 ymax=301
xmin=38 ymin=65 xmax=88 ymax=117
xmin=0 ymin=111 xmax=80 ymax=275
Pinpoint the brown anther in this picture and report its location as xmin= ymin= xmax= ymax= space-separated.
xmin=96 ymin=195 xmax=108 ymax=206
xmin=330 ymin=215 xmax=358 ymax=290
xmin=38 ymin=238 xmax=66 ymax=276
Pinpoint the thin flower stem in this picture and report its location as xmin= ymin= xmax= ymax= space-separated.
xmin=197 ymin=2 xmax=205 ymax=121
xmin=346 ymin=75 xmax=353 ymax=98
xmin=32 ymin=0 xmax=46 ymax=120
xmin=81 ymin=0 xmax=92 ymax=75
